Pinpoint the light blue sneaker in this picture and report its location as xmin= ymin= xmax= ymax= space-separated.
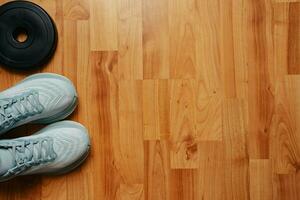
xmin=0 ymin=121 xmax=90 ymax=182
xmin=0 ymin=73 xmax=78 ymax=135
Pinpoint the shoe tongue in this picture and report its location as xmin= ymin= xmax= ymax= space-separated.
xmin=0 ymin=149 xmax=16 ymax=175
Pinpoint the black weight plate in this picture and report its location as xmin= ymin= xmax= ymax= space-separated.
xmin=0 ymin=1 xmax=57 ymax=69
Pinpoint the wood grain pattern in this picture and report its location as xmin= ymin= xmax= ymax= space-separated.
xmin=196 ymin=94 xmax=222 ymax=141
xmin=118 ymin=0 xmax=143 ymax=80
xmin=63 ymin=0 xmax=89 ymax=20
xmin=247 ymin=0 xmax=275 ymax=159
xmin=197 ymin=142 xmax=225 ymax=199
xmin=169 ymin=80 xmax=198 ymax=169
xmin=250 ymin=159 xmax=272 ymax=200
xmin=0 ymin=0 xmax=299 ymax=199
xmin=142 ymin=0 xmax=169 ymax=79
xmin=90 ymin=0 xmax=118 ymax=50
xmin=287 ymin=3 xmax=300 ymax=74
xmin=144 ymin=140 xmax=170 ymax=200
xmin=169 ymin=0 xmax=197 ymax=79
xmin=196 ymin=0 xmax=221 ymax=95
xmin=271 ymin=76 xmax=300 ymax=174
xmin=223 ymin=99 xmax=249 ymax=199
xmin=118 ymin=80 xmax=144 ymax=183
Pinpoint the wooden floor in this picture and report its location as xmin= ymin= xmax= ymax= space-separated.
xmin=0 ymin=0 xmax=300 ymax=199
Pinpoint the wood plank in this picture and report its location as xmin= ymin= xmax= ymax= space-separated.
xmin=90 ymin=0 xmax=118 ymax=50
xmin=271 ymin=76 xmax=300 ymax=174
xmin=273 ymin=2 xmax=289 ymax=81
xmin=46 ymin=0 xmax=64 ymax=73
xmin=220 ymin=0 xmax=236 ymax=98
xmin=63 ymin=0 xmax=89 ymax=20
xmin=197 ymin=142 xmax=225 ymax=200
xmin=195 ymin=0 xmax=221 ymax=94
xmin=249 ymin=159 xmax=273 ymax=200
xmin=42 ymin=177 xmax=67 ymax=200
xmin=169 ymin=0 xmax=197 ymax=79
xmin=195 ymin=85 xmax=222 ymax=141
xmin=169 ymin=80 xmax=198 ymax=169
xmin=118 ymin=0 xmax=143 ymax=80
xmin=287 ymin=3 xmax=300 ymax=74
xmin=231 ymin=0 xmax=249 ymax=100
xmin=142 ymin=0 xmax=169 ymax=79
xmin=273 ymin=173 xmax=300 ymax=200
xmin=274 ymin=0 xmax=300 ymax=3
xmin=142 ymin=80 xmax=170 ymax=140
xmin=142 ymin=80 xmax=160 ymax=140
xmin=62 ymin=20 xmax=78 ymax=95
xmin=246 ymin=0 xmax=275 ymax=159
xmin=0 ymin=181 xmax=14 ymax=200
xmin=158 ymin=80 xmax=170 ymax=139
xmin=116 ymin=184 xmax=144 ymax=200
xmin=13 ymin=177 xmax=41 ymax=200
xmin=144 ymin=140 xmax=170 ymax=200
xmin=169 ymin=169 xmax=198 ymax=200
xmin=223 ymin=99 xmax=249 ymax=199
xmin=89 ymin=51 xmax=120 ymax=199
xmin=118 ymin=80 xmax=144 ymax=183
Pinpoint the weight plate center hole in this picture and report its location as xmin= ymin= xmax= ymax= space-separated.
xmin=13 ymin=27 xmax=28 ymax=43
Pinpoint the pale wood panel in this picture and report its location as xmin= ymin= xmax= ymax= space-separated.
xmin=223 ymin=99 xmax=249 ymax=199
xmin=220 ymin=0 xmax=236 ymax=98
xmin=142 ymin=80 xmax=170 ymax=140
xmin=118 ymin=0 xmax=143 ymax=80
xmin=31 ymin=0 xmax=57 ymax=18
xmin=271 ymin=76 xmax=300 ymax=174
xmin=197 ymin=142 xmax=225 ymax=200
xmin=142 ymin=0 xmax=169 ymax=79
xmin=273 ymin=2 xmax=289 ymax=81
xmin=169 ymin=0 xmax=197 ymax=79
xmin=118 ymin=80 xmax=144 ymax=183
xmin=195 ymin=0 xmax=221 ymax=95
xmin=90 ymin=0 xmax=118 ymax=50
xmin=116 ymin=184 xmax=144 ymax=200
xmin=196 ymin=86 xmax=222 ymax=141
xmin=250 ymin=159 xmax=272 ymax=200
xmin=246 ymin=0 xmax=275 ymax=159
xmin=62 ymin=20 xmax=78 ymax=90
xmin=142 ymin=80 xmax=160 ymax=140
xmin=157 ymin=80 xmax=170 ymax=139
xmin=169 ymin=80 xmax=198 ymax=169
xmin=230 ymin=0 xmax=249 ymax=100
xmin=144 ymin=140 xmax=170 ymax=200
xmin=63 ymin=0 xmax=89 ymax=20
xmin=46 ymin=0 xmax=64 ymax=74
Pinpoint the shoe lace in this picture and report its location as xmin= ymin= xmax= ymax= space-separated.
xmin=0 ymin=91 xmax=44 ymax=129
xmin=0 ymin=137 xmax=57 ymax=177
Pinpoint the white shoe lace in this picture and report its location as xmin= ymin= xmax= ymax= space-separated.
xmin=0 ymin=91 xmax=44 ymax=129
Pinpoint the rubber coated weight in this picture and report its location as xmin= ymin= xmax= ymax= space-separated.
xmin=0 ymin=1 xmax=57 ymax=69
